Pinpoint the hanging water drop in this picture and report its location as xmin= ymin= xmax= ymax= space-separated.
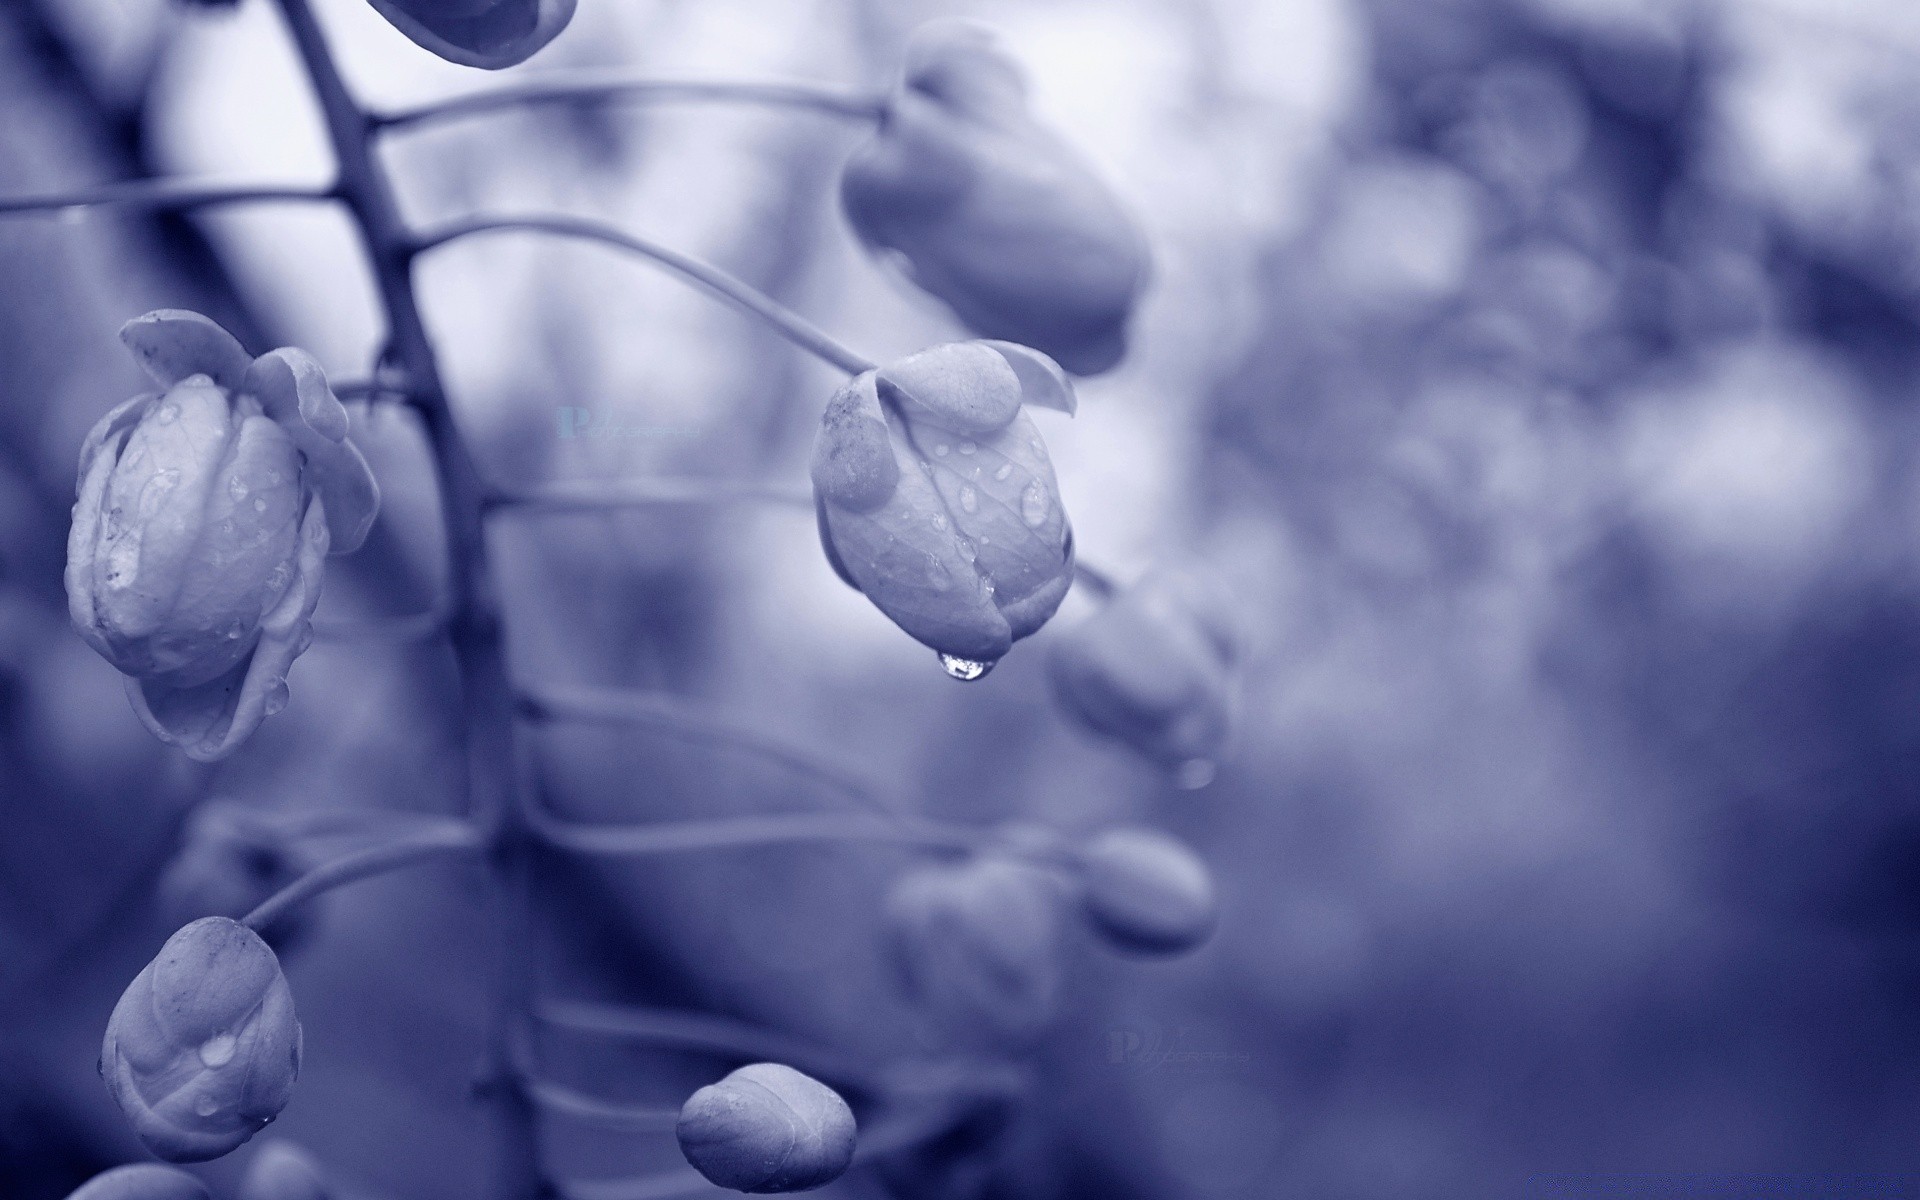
xmin=938 ymin=653 xmax=997 ymax=681
xmin=1021 ymin=481 xmax=1050 ymax=527
xmin=263 ymin=680 xmax=290 ymax=717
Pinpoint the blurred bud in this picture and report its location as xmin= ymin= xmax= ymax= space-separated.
xmin=1047 ymin=569 xmax=1239 ymax=769
xmin=102 ymin=916 xmax=302 ymax=1162
xmin=238 ymin=1140 xmax=328 ymax=1200
xmin=813 ymin=342 xmax=1076 ymax=675
xmin=65 ymin=1165 xmax=210 ymax=1200
xmin=66 ymin=311 xmax=379 ymax=762
xmin=884 ymin=856 xmax=1064 ymax=1045
xmin=365 ymin=0 xmax=575 ymax=69
xmin=1077 ymin=828 xmax=1218 ymax=955
xmin=842 ymin=20 xmax=1150 ymax=376
xmin=157 ymin=802 xmax=307 ymax=949
xmin=676 ymin=1062 xmax=857 ymax=1194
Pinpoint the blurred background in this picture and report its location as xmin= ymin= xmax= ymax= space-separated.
xmin=6 ymin=0 xmax=1920 ymax=1197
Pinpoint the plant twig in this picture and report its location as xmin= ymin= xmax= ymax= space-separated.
xmin=411 ymin=214 xmax=875 ymax=375
xmin=376 ymin=74 xmax=886 ymax=130
xmin=0 ymin=177 xmax=335 ymax=218
xmin=241 ymin=823 xmax=482 ymax=932
xmin=1073 ymin=559 xmax=1120 ymax=601
xmin=484 ymin=478 xmax=811 ymax=513
xmin=524 ymin=808 xmax=980 ymax=858
xmin=523 ymin=1078 xmax=679 ymax=1132
xmin=538 ymin=999 xmax=877 ymax=1092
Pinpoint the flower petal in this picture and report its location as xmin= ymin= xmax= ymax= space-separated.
xmin=878 ymin=343 xmax=1023 ymax=434
xmin=810 ymin=373 xmax=899 ymax=513
xmin=243 ymin=349 xmax=380 ymax=554
xmin=985 ymin=341 xmax=1076 ymax=415
xmin=120 ymin=311 xmax=253 ymax=392
xmin=366 ymin=0 xmax=576 ymax=69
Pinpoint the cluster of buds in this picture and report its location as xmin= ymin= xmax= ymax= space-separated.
xmin=676 ymin=1062 xmax=858 ymax=1194
xmin=65 ymin=311 xmax=377 ymax=762
xmin=812 ymin=342 xmax=1077 ymax=677
xmin=100 ymin=917 xmax=303 ymax=1162
xmin=842 ymin=20 xmax=1150 ymax=376
xmin=364 ymin=0 xmax=575 ymax=68
xmin=1048 ymin=569 xmax=1240 ymax=772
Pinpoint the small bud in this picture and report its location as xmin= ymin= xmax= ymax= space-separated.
xmin=101 ymin=917 xmax=302 ymax=1162
xmin=813 ymin=342 xmax=1076 ymax=668
xmin=883 ymin=856 xmax=1064 ymax=1045
xmin=237 ymin=1140 xmax=328 ymax=1200
xmin=842 ymin=20 xmax=1150 ymax=375
xmin=364 ymin=0 xmax=576 ymax=69
xmin=66 ymin=311 xmax=378 ymax=762
xmin=1077 ymin=828 xmax=1218 ymax=956
xmin=1047 ymin=569 xmax=1239 ymax=768
xmin=65 ymin=1165 xmax=210 ymax=1200
xmin=676 ymin=1062 xmax=857 ymax=1194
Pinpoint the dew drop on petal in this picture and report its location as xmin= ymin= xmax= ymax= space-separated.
xmin=925 ymin=555 xmax=952 ymax=590
xmin=228 ymin=478 xmax=249 ymax=502
xmin=938 ymin=653 xmax=996 ymax=681
xmin=994 ymin=463 xmax=1014 ymax=482
xmin=931 ymin=513 xmax=948 ymax=532
xmin=1021 ymin=481 xmax=1050 ymax=527
xmin=198 ymin=1034 xmax=238 ymax=1068
xmin=1029 ymin=439 xmax=1044 ymax=455
xmin=154 ymin=405 xmax=179 ymax=425
xmin=934 ymin=443 xmax=951 ymax=457
xmin=959 ymin=485 xmax=978 ymax=514
xmin=253 ymin=498 xmax=267 ymax=512
xmin=194 ymin=1095 xmax=221 ymax=1117
xmin=224 ymin=620 xmax=247 ymax=641
xmin=1175 ymin=759 xmax=1218 ymax=790
xmin=958 ymin=440 xmax=977 ymax=455
xmin=263 ymin=680 xmax=290 ymax=717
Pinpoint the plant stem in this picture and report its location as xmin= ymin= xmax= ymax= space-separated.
xmin=522 ymin=1080 xmax=679 ymax=1132
xmin=411 ymin=214 xmax=875 ymax=375
xmin=0 ymin=178 xmax=334 ymax=218
xmin=269 ymin=0 xmax=546 ymax=1194
xmin=375 ymin=74 xmax=886 ymax=130
xmin=537 ymin=1000 xmax=877 ymax=1092
xmin=241 ymin=824 xmax=482 ymax=932
xmin=1073 ymin=559 xmax=1121 ymax=601
xmin=484 ymin=478 xmax=811 ymax=513
xmin=525 ymin=808 xmax=981 ymax=857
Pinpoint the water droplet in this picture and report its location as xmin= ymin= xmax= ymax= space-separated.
xmin=267 ymin=470 xmax=283 ymax=485
xmin=958 ymin=440 xmax=977 ymax=455
xmin=137 ymin=469 xmax=181 ymax=519
xmin=1021 ymin=481 xmax=1050 ymax=528
xmin=930 ymin=513 xmax=948 ymax=532
xmin=978 ymin=534 xmax=991 ymax=545
xmin=994 ymin=463 xmax=1014 ymax=482
xmin=263 ymin=680 xmax=290 ymax=717
xmin=1029 ymin=439 xmax=1044 ymax=455
xmin=252 ymin=497 xmax=267 ymax=512
xmin=224 ymin=620 xmax=247 ymax=641
xmin=220 ymin=519 xmax=235 ymax=535
xmin=194 ymin=1095 xmax=221 ymax=1117
xmin=198 ymin=1034 xmax=237 ymax=1068
xmin=925 ymin=556 xmax=952 ymax=590
xmin=959 ymin=485 xmax=978 ymax=514
xmin=938 ymin=653 xmax=996 ymax=681
xmin=228 ymin=477 xmax=249 ymax=502
xmin=153 ymin=405 xmax=179 ymax=425
xmin=1175 ymin=759 xmax=1217 ymax=790
xmin=934 ymin=443 xmax=951 ymax=457
xmin=266 ymin=565 xmax=292 ymax=594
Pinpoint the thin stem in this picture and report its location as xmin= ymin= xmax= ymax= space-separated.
xmin=526 ymin=808 xmax=980 ymax=858
xmin=485 ymin=478 xmax=811 ymax=514
xmin=523 ymin=1079 xmax=678 ymax=1132
xmin=270 ymin=0 xmax=545 ymax=1194
xmin=376 ymin=74 xmax=886 ymax=130
xmin=241 ymin=824 xmax=482 ymax=932
xmin=411 ymin=215 xmax=875 ymax=376
xmin=0 ymin=178 xmax=335 ymax=218
xmin=1073 ymin=559 xmax=1121 ymax=601
xmin=537 ymin=1000 xmax=876 ymax=1092
xmin=516 ymin=681 xmax=895 ymax=816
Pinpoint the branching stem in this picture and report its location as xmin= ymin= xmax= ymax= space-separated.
xmin=376 ymin=74 xmax=886 ymax=130
xmin=241 ymin=823 xmax=482 ymax=932
xmin=0 ymin=178 xmax=335 ymax=218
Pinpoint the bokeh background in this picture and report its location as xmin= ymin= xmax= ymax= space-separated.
xmin=7 ymin=0 xmax=1920 ymax=1197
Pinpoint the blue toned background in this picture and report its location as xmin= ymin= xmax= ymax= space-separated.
xmin=5 ymin=0 xmax=1920 ymax=1197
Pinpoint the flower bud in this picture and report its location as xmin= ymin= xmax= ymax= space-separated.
xmin=65 ymin=1165 xmax=210 ymax=1200
xmin=364 ymin=0 xmax=575 ymax=69
xmin=1047 ymin=569 xmax=1238 ymax=768
xmin=1077 ymin=828 xmax=1218 ymax=956
xmin=676 ymin=1062 xmax=856 ymax=1194
xmin=813 ymin=342 xmax=1076 ymax=674
xmin=67 ymin=311 xmax=378 ymax=762
xmin=842 ymin=20 xmax=1150 ymax=376
xmin=101 ymin=916 xmax=302 ymax=1162
xmin=883 ymin=855 xmax=1064 ymax=1045
xmin=238 ymin=1140 xmax=328 ymax=1200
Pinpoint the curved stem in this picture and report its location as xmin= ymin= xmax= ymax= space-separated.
xmin=241 ymin=824 xmax=482 ymax=932
xmin=516 ymin=681 xmax=895 ymax=815
xmin=523 ymin=1079 xmax=679 ymax=1132
xmin=526 ymin=808 xmax=980 ymax=858
xmin=376 ymin=74 xmax=886 ymax=130
xmin=0 ymin=178 xmax=335 ymax=218
xmin=538 ymin=1000 xmax=878 ymax=1093
xmin=270 ymin=0 xmax=545 ymax=1195
xmin=485 ymin=478 xmax=811 ymax=514
xmin=411 ymin=214 xmax=875 ymax=376
xmin=1073 ymin=559 xmax=1121 ymax=601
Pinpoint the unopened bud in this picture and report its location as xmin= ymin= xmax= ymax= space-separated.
xmin=676 ymin=1062 xmax=857 ymax=1193
xmin=65 ymin=1165 xmax=209 ymax=1200
xmin=237 ymin=1140 xmax=328 ymax=1200
xmin=1078 ymin=828 xmax=1218 ymax=955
